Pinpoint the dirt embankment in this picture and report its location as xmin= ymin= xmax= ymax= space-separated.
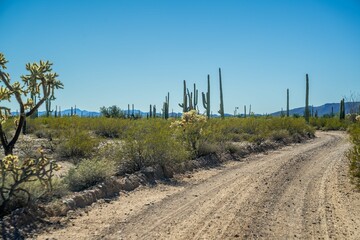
xmin=35 ymin=131 xmax=360 ymax=239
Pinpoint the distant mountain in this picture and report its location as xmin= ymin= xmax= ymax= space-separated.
xmin=11 ymin=102 xmax=359 ymax=118
xmin=12 ymin=109 xmax=101 ymax=117
xmin=271 ymin=102 xmax=360 ymax=117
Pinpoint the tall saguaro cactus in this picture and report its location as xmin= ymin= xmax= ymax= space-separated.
xmin=179 ymin=80 xmax=188 ymax=112
xmin=286 ymin=88 xmax=290 ymax=117
xmin=163 ymin=92 xmax=170 ymax=119
xmin=202 ymin=74 xmax=211 ymax=118
xmin=304 ymin=74 xmax=310 ymax=123
xmin=340 ymin=98 xmax=345 ymax=120
xmin=218 ymin=68 xmax=224 ymax=119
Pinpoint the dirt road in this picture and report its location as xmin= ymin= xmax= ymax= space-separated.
xmin=37 ymin=131 xmax=360 ymax=239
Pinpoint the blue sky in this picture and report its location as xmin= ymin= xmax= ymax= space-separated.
xmin=1 ymin=0 xmax=359 ymax=114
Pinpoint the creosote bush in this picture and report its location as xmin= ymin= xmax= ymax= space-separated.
xmin=119 ymin=119 xmax=189 ymax=173
xmin=64 ymin=158 xmax=116 ymax=192
xmin=57 ymin=129 xmax=99 ymax=161
xmin=310 ymin=117 xmax=350 ymax=131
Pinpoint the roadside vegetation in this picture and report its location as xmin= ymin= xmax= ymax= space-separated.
xmin=0 ymin=112 xmax=317 ymax=214
xmin=6 ymin=110 xmax=360 ymax=214
xmin=347 ymin=116 xmax=360 ymax=190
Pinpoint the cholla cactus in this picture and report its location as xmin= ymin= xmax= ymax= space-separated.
xmin=0 ymin=53 xmax=63 ymax=155
xmin=356 ymin=115 xmax=360 ymax=123
xmin=171 ymin=110 xmax=206 ymax=155
xmin=0 ymin=149 xmax=61 ymax=215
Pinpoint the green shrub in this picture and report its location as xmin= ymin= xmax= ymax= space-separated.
xmin=57 ymin=129 xmax=99 ymax=161
xmin=348 ymin=124 xmax=360 ymax=189
xmin=197 ymin=141 xmax=220 ymax=157
xmin=65 ymin=158 xmax=116 ymax=192
xmin=269 ymin=129 xmax=291 ymax=143
xmin=92 ymin=118 xmax=127 ymax=138
xmin=119 ymin=119 xmax=189 ymax=173
xmin=310 ymin=117 xmax=350 ymax=131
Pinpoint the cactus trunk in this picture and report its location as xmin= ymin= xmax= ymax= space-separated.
xmin=202 ymin=74 xmax=211 ymax=118
xmin=340 ymin=98 xmax=345 ymax=120
xmin=218 ymin=68 xmax=224 ymax=119
xmin=286 ymin=88 xmax=289 ymax=117
xmin=304 ymin=74 xmax=310 ymax=123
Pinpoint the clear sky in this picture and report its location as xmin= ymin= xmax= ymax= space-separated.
xmin=1 ymin=0 xmax=359 ymax=115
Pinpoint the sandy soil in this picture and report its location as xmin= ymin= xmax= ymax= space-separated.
xmin=35 ymin=131 xmax=360 ymax=239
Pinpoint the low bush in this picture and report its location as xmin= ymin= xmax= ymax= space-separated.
xmin=197 ymin=141 xmax=220 ymax=157
xmin=64 ymin=158 xmax=116 ymax=192
xmin=57 ymin=129 xmax=99 ymax=161
xmin=348 ymin=124 xmax=360 ymax=189
xmin=92 ymin=118 xmax=128 ymax=138
xmin=310 ymin=117 xmax=350 ymax=131
xmin=119 ymin=119 xmax=189 ymax=173
xmin=269 ymin=129 xmax=291 ymax=143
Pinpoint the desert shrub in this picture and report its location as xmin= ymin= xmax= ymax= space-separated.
xmin=65 ymin=158 xmax=116 ymax=192
xmin=119 ymin=119 xmax=189 ymax=173
xmin=197 ymin=141 xmax=220 ymax=157
xmin=348 ymin=124 xmax=360 ymax=189
xmin=57 ymin=129 xmax=99 ymax=161
xmin=310 ymin=117 xmax=349 ymax=131
xmin=224 ymin=142 xmax=250 ymax=158
xmin=269 ymin=129 xmax=291 ymax=143
xmin=92 ymin=118 xmax=129 ymax=138
xmin=203 ymin=117 xmax=314 ymax=145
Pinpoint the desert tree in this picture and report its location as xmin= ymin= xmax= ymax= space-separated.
xmin=0 ymin=53 xmax=63 ymax=155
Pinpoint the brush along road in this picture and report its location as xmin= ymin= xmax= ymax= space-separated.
xmin=38 ymin=131 xmax=360 ymax=239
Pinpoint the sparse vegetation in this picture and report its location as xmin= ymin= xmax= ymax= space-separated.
xmin=64 ymin=158 xmax=116 ymax=192
xmin=348 ymin=123 xmax=360 ymax=189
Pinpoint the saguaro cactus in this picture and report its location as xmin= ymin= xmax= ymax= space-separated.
xmin=45 ymin=97 xmax=53 ymax=117
xmin=304 ymin=74 xmax=310 ymax=123
xmin=286 ymin=88 xmax=290 ymax=117
xmin=163 ymin=92 xmax=170 ymax=119
xmin=340 ymin=98 xmax=345 ymax=120
xmin=192 ymin=83 xmax=198 ymax=111
xmin=179 ymin=80 xmax=188 ymax=112
xmin=179 ymin=80 xmax=198 ymax=112
xmin=218 ymin=68 xmax=224 ymax=119
xmin=202 ymin=74 xmax=211 ymax=118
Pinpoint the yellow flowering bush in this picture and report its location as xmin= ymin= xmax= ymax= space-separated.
xmin=171 ymin=110 xmax=207 ymax=156
xmin=0 ymin=149 xmax=60 ymax=215
xmin=356 ymin=115 xmax=360 ymax=123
